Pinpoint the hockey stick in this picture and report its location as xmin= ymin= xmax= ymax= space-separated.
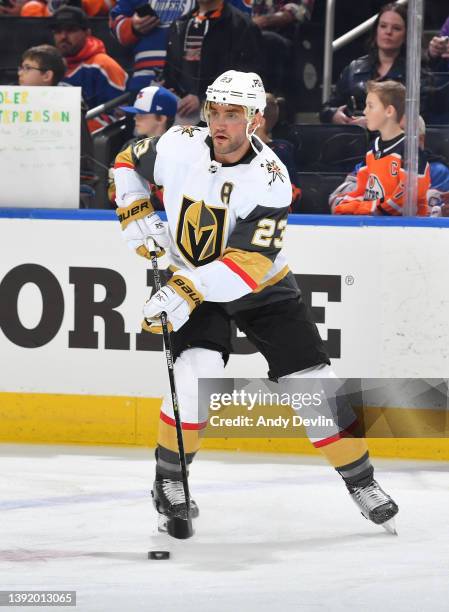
xmin=147 ymin=238 xmax=193 ymax=540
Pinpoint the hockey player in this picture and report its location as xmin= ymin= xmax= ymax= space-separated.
xmin=113 ymin=70 xmax=399 ymax=534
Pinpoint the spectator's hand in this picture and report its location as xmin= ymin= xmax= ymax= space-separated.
xmin=440 ymin=191 xmax=449 ymax=204
xmin=178 ymin=94 xmax=200 ymax=117
xmin=334 ymin=199 xmax=377 ymax=215
xmin=0 ymin=0 xmax=24 ymax=15
xmin=333 ymin=198 xmax=362 ymax=214
xmin=132 ymin=13 xmax=161 ymax=35
xmin=440 ymin=203 xmax=449 ymax=217
xmin=353 ymin=201 xmax=377 ymax=215
xmin=350 ymin=115 xmax=367 ymax=128
xmin=252 ymin=14 xmax=271 ymax=29
xmin=428 ymin=36 xmax=449 ymax=59
xmin=332 ymin=106 xmax=352 ymax=125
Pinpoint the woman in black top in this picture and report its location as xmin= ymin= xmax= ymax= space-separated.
xmin=320 ymin=2 xmax=430 ymax=126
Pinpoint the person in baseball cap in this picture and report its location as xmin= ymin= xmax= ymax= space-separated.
xmin=51 ymin=5 xmax=89 ymax=30
xmin=120 ymin=85 xmax=179 ymax=138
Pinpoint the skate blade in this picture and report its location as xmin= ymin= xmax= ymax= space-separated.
xmin=382 ymin=517 xmax=398 ymax=535
xmin=158 ymin=514 xmax=168 ymax=533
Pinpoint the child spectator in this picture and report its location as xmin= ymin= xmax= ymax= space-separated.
xmin=108 ymin=84 xmax=178 ymax=208
xmin=429 ymin=191 xmax=449 ymax=217
xmin=333 ymin=80 xmax=430 ymax=216
xmin=119 ymin=83 xmax=177 ymax=137
xmin=18 ymin=44 xmax=66 ymax=86
xmin=330 ymin=115 xmax=449 ymax=212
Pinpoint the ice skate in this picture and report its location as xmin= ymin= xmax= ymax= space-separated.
xmin=348 ymin=479 xmax=398 ymax=535
xmin=152 ymin=477 xmax=199 ymax=538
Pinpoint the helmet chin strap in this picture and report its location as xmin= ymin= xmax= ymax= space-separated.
xmin=246 ymin=122 xmax=264 ymax=155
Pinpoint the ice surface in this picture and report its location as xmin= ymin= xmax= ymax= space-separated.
xmin=0 ymin=444 xmax=448 ymax=612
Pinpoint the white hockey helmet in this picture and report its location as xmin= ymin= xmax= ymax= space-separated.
xmin=204 ymin=70 xmax=266 ymax=121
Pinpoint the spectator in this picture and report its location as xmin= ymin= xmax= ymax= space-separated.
xmin=16 ymin=43 xmax=97 ymax=206
xmin=20 ymin=0 xmax=113 ymax=17
xmin=429 ymin=190 xmax=449 ymax=217
xmin=17 ymin=44 xmax=66 ymax=86
xmin=163 ymin=0 xmax=262 ymax=125
xmin=320 ymin=2 xmax=431 ymax=127
xmin=330 ymin=115 xmax=449 ymax=212
xmin=426 ymin=15 xmax=449 ymax=124
xmin=250 ymin=0 xmax=315 ymax=95
xmin=427 ymin=16 xmax=449 ymax=71
xmin=416 ymin=116 xmax=449 ymax=193
xmin=52 ymin=6 xmax=128 ymax=132
xmin=120 ymin=83 xmax=177 ymax=137
xmin=255 ymin=93 xmax=300 ymax=209
xmin=227 ymin=0 xmax=251 ymax=16
xmin=0 ymin=0 xmax=25 ymax=15
xmin=108 ymin=83 xmax=178 ymax=208
xmin=333 ymin=80 xmax=430 ymax=216
xmin=109 ymin=0 xmax=195 ymax=93
xmin=251 ymin=0 xmax=314 ymax=35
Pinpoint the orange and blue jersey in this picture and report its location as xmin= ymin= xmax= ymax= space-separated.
xmin=334 ymin=133 xmax=431 ymax=216
xmin=62 ymin=35 xmax=127 ymax=132
xmin=110 ymin=0 xmax=194 ymax=91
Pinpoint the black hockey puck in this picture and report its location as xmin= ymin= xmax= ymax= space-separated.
xmin=148 ymin=550 xmax=170 ymax=560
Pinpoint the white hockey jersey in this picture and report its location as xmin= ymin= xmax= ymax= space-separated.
xmin=114 ymin=125 xmax=299 ymax=313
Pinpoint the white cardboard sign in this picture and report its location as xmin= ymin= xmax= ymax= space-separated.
xmin=0 ymin=86 xmax=81 ymax=208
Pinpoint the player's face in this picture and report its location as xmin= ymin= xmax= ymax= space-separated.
xmin=376 ymin=11 xmax=406 ymax=53
xmin=364 ymin=92 xmax=388 ymax=131
xmin=209 ymin=103 xmax=251 ymax=163
xmin=54 ymin=26 xmax=88 ymax=57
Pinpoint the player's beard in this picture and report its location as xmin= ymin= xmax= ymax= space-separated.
xmin=212 ymin=132 xmax=247 ymax=157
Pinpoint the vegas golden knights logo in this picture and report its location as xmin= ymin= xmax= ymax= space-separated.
xmin=176 ymin=196 xmax=227 ymax=267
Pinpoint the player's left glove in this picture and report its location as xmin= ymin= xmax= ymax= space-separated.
xmin=142 ymin=274 xmax=204 ymax=334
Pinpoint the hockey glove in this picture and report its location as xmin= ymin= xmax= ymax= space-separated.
xmin=142 ymin=274 xmax=204 ymax=334
xmin=116 ymin=200 xmax=170 ymax=259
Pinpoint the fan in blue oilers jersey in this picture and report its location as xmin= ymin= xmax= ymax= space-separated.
xmin=113 ymin=70 xmax=399 ymax=535
xmin=110 ymin=0 xmax=195 ymax=91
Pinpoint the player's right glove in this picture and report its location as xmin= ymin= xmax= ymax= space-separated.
xmin=116 ymin=201 xmax=170 ymax=259
xmin=142 ymin=274 xmax=204 ymax=334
